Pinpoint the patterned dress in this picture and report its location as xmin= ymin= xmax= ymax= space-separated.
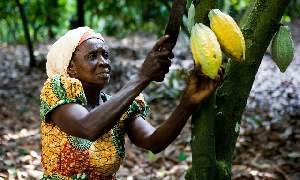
xmin=40 ymin=75 xmax=149 ymax=180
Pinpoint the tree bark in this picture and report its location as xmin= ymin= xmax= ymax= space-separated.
xmin=15 ymin=0 xmax=36 ymax=67
xmin=186 ymin=1 xmax=219 ymax=179
xmin=186 ymin=0 xmax=292 ymax=179
xmin=77 ymin=0 xmax=85 ymax=27
xmin=191 ymin=96 xmax=217 ymax=179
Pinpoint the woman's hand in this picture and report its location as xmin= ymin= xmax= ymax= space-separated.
xmin=127 ymin=64 xmax=224 ymax=153
xmin=139 ymin=35 xmax=174 ymax=82
xmin=182 ymin=63 xmax=224 ymax=108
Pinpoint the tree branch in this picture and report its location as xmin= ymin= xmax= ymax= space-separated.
xmin=214 ymin=0 xmax=292 ymax=171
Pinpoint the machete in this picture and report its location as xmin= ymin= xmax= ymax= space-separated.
xmin=156 ymin=0 xmax=187 ymax=81
xmin=163 ymin=0 xmax=188 ymax=51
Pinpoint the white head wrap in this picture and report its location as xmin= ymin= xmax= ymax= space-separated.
xmin=46 ymin=26 xmax=104 ymax=77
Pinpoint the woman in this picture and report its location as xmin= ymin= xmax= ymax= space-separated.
xmin=40 ymin=26 xmax=223 ymax=179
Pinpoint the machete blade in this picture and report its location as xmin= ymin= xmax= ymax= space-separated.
xmin=164 ymin=0 xmax=188 ymax=50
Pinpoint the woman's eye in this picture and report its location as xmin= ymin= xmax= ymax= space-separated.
xmin=103 ymin=52 xmax=109 ymax=59
xmin=88 ymin=53 xmax=97 ymax=59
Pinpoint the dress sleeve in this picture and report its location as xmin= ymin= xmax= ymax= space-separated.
xmin=126 ymin=93 xmax=150 ymax=119
xmin=40 ymin=75 xmax=87 ymax=122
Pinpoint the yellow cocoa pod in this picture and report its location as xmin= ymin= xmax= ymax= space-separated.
xmin=190 ymin=23 xmax=222 ymax=79
xmin=208 ymin=9 xmax=245 ymax=62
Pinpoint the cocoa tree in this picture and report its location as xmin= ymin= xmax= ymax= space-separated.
xmin=185 ymin=0 xmax=292 ymax=179
xmin=14 ymin=0 xmax=36 ymax=67
xmin=77 ymin=0 xmax=85 ymax=27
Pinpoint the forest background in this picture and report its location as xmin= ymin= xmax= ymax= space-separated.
xmin=0 ymin=0 xmax=299 ymax=179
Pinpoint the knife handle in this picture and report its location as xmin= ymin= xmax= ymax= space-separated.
xmin=154 ymin=43 xmax=175 ymax=82
xmin=162 ymin=43 xmax=175 ymax=52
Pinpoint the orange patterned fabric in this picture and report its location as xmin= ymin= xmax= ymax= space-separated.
xmin=40 ymin=75 xmax=149 ymax=179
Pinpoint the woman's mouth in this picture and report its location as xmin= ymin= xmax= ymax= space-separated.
xmin=97 ymin=72 xmax=110 ymax=78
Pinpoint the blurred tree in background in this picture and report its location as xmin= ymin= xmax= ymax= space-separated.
xmin=0 ymin=0 xmax=174 ymax=43
xmin=0 ymin=0 xmax=299 ymax=67
xmin=1 ymin=0 xmax=299 ymax=43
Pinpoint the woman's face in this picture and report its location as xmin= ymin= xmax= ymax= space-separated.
xmin=68 ymin=38 xmax=111 ymax=89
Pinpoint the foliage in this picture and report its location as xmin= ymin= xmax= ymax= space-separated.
xmin=0 ymin=0 xmax=72 ymax=43
xmin=84 ymin=0 xmax=171 ymax=38
xmin=283 ymin=0 xmax=300 ymax=22
xmin=0 ymin=0 xmax=171 ymax=43
xmin=0 ymin=1 xmax=18 ymax=43
xmin=1 ymin=0 xmax=299 ymax=44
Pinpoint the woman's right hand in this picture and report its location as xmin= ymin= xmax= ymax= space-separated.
xmin=139 ymin=35 xmax=174 ymax=82
xmin=181 ymin=63 xmax=224 ymax=108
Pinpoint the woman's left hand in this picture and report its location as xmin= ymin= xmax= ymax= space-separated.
xmin=182 ymin=63 xmax=224 ymax=107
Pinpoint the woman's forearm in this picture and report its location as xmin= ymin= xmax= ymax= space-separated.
xmin=85 ymin=74 xmax=151 ymax=141
xmin=146 ymin=100 xmax=196 ymax=153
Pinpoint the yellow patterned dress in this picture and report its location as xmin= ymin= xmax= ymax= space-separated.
xmin=40 ymin=75 xmax=149 ymax=180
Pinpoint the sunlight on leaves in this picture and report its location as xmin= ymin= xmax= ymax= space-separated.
xmin=282 ymin=15 xmax=291 ymax=22
xmin=7 ymin=168 xmax=17 ymax=177
xmin=4 ymin=129 xmax=40 ymax=141
xmin=157 ymin=170 xmax=167 ymax=177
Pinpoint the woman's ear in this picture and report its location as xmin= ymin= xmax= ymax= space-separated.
xmin=67 ymin=61 xmax=76 ymax=77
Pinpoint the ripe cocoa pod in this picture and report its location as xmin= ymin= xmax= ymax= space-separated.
xmin=187 ymin=4 xmax=195 ymax=34
xmin=208 ymin=9 xmax=245 ymax=62
xmin=271 ymin=26 xmax=295 ymax=72
xmin=190 ymin=23 xmax=222 ymax=79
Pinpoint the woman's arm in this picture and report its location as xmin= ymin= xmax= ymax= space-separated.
xmin=126 ymin=64 xmax=224 ymax=153
xmin=50 ymin=35 xmax=173 ymax=141
xmin=126 ymin=103 xmax=194 ymax=154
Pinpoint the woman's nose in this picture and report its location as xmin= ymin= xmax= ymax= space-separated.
xmin=98 ymin=57 xmax=110 ymax=67
xmin=97 ymin=57 xmax=111 ymax=72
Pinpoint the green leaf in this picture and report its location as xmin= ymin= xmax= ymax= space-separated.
xmin=8 ymin=168 xmax=18 ymax=177
xmin=245 ymin=116 xmax=262 ymax=125
xmin=157 ymin=170 xmax=168 ymax=177
xmin=20 ymin=106 xmax=28 ymax=112
xmin=177 ymin=152 xmax=189 ymax=161
xmin=148 ymin=151 xmax=155 ymax=161
xmin=19 ymin=149 xmax=29 ymax=156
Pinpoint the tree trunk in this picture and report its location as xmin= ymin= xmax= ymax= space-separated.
xmin=15 ymin=0 xmax=36 ymax=67
xmin=186 ymin=0 xmax=292 ymax=179
xmin=77 ymin=0 xmax=85 ymax=27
